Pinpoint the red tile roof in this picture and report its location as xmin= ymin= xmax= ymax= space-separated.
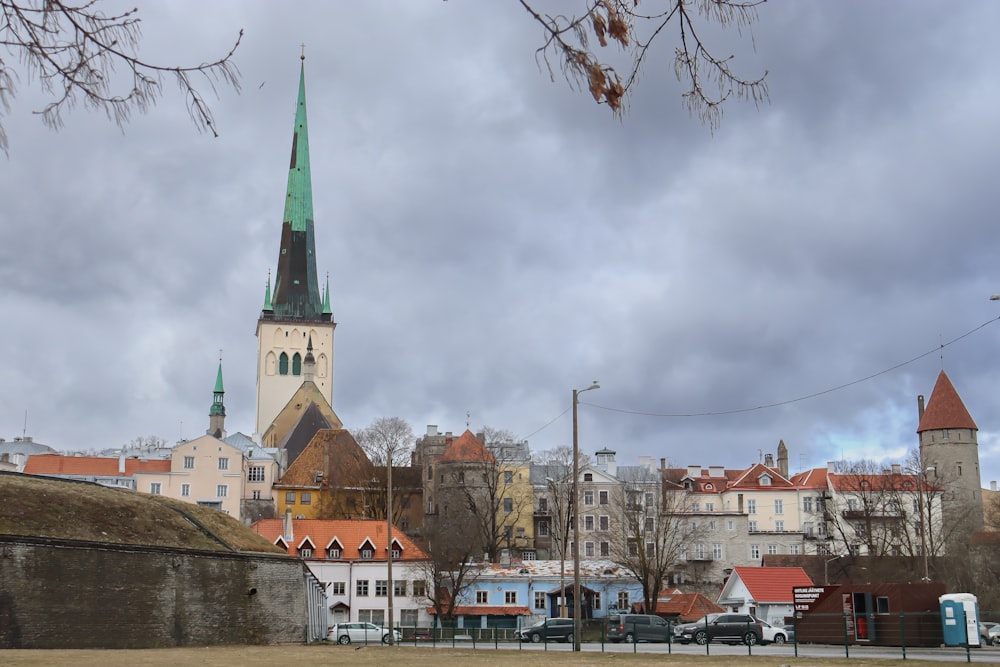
xmin=731 ymin=566 xmax=813 ymax=603
xmin=790 ymin=467 xmax=829 ymax=489
xmin=251 ymin=518 xmax=428 ymax=560
xmin=438 ymin=430 xmax=495 ymax=463
xmin=636 ymin=591 xmax=724 ymax=621
xmin=729 ymin=463 xmax=794 ymax=489
xmin=24 ymin=454 xmax=171 ymax=476
xmin=917 ymin=370 xmax=978 ymax=432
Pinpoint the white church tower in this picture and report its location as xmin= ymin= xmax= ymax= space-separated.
xmin=255 ymin=56 xmax=335 ymax=438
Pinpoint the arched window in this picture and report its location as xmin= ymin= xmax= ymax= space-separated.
xmin=279 ymin=352 xmax=289 ymax=375
xmin=292 ymin=352 xmax=302 ymax=376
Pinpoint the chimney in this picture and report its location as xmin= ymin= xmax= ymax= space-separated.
xmin=828 ymin=461 xmax=837 ymax=473
xmin=426 ymin=425 xmax=439 ymax=436
xmin=687 ymin=465 xmax=701 ymax=477
xmin=118 ymin=453 xmax=126 ymax=474
xmin=660 ymin=458 xmax=666 ymax=470
xmin=992 ymin=481 xmax=997 ymax=492
xmin=283 ymin=509 xmax=294 ymax=541
xmin=891 ymin=463 xmax=901 ymax=475
xmin=764 ymin=453 xmax=774 ymax=468
xmin=917 ymin=394 xmax=925 ymax=419
xmin=709 ymin=466 xmax=725 ymax=478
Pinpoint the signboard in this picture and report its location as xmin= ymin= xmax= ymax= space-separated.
xmin=792 ymin=586 xmax=829 ymax=613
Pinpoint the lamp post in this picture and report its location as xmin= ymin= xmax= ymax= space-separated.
xmin=386 ymin=454 xmax=394 ymax=644
xmin=572 ymin=381 xmax=600 ymax=652
xmin=918 ymin=465 xmax=936 ymax=582
xmin=824 ymin=554 xmax=843 ymax=585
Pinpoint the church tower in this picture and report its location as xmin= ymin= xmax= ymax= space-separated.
xmin=208 ymin=360 xmax=226 ymax=439
xmin=255 ymin=56 xmax=336 ymax=438
xmin=917 ymin=370 xmax=984 ymax=536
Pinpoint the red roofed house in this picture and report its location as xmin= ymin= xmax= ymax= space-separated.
xmin=253 ymin=516 xmax=433 ymax=630
xmin=717 ymin=566 xmax=814 ymax=625
xmin=633 ymin=588 xmax=724 ymax=622
xmin=24 ymin=453 xmax=171 ymax=490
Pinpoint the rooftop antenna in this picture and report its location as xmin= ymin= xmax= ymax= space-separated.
xmin=22 ymin=409 xmax=27 ymax=438
xmin=466 ymin=411 xmax=471 ymax=429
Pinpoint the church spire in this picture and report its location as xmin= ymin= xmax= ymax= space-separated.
xmin=208 ymin=355 xmax=226 ymax=439
xmin=269 ymin=58 xmax=322 ymax=321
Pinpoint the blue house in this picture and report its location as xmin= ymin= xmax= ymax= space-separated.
xmin=434 ymin=559 xmax=643 ymax=630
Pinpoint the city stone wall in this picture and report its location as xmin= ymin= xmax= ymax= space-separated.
xmin=0 ymin=534 xmax=310 ymax=649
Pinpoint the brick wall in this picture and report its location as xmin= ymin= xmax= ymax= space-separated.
xmin=0 ymin=535 xmax=310 ymax=649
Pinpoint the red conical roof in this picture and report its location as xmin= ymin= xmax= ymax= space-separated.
xmin=917 ymin=370 xmax=978 ymax=433
xmin=439 ymin=429 xmax=495 ymax=463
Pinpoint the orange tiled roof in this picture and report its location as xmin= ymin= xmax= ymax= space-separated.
xmin=828 ymin=471 xmax=932 ymax=493
xmin=917 ymin=370 xmax=978 ymax=432
xmin=731 ymin=566 xmax=813 ymax=603
xmin=790 ymin=467 xmax=829 ymax=489
xmin=277 ymin=429 xmax=374 ymax=487
xmin=439 ymin=430 xmax=495 ymax=463
xmin=251 ymin=518 xmax=428 ymax=560
xmin=729 ymin=463 xmax=793 ymax=489
xmin=24 ymin=454 xmax=170 ymax=476
xmin=639 ymin=591 xmax=723 ymax=621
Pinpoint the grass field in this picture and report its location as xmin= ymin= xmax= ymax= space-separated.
xmin=0 ymin=645 xmax=951 ymax=667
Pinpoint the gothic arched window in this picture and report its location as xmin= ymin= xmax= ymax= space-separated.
xmin=279 ymin=352 xmax=289 ymax=375
xmin=292 ymin=352 xmax=302 ymax=376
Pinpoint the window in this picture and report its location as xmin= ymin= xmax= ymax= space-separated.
xmin=599 ymin=515 xmax=609 ymax=531
xmin=644 ymin=517 xmax=654 ymax=533
xmin=181 ymin=484 xmax=190 ymax=497
xmin=357 ymin=580 xmax=369 ymax=596
xmin=750 ymin=544 xmax=760 ymax=559
xmin=375 ymin=580 xmax=388 ymax=597
xmin=691 ymin=502 xmax=700 ymax=511
xmin=392 ymin=580 xmax=406 ymax=596
xmin=149 ymin=483 xmax=161 ymax=495
xmin=504 ymin=470 xmax=513 ymax=484
xmin=538 ymin=497 xmax=549 ymax=512
xmin=285 ymin=492 xmax=296 ymax=504
xmin=727 ymin=519 xmax=735 ymax=531
xmin=759 ymin=474 xmax=772 ymax=486
xmin=593 ymin=592 xmax=602 ymax=610
xmin=217 ymin=457 xmax=228 ymax=471
xmin=599 ymin=490 xmax=609 ymax=505
xmin=476 ymin=591 xmax=489 ymax=604
xmin=279 ymin=352 xmax=289 ymax=375
xmin=391 ymin=546 xmax=401 ymax=558
xmin=848 ymin=498 xmax=858 ymax=511
xmin=328 ymin=547 xmax=342 ymax=559
xmin=600 ymin=541 xmax=610 ymax=557
xmin=523 ymin=551 xmax=536 ymax=560
xmin=427 ymin=465 xmax=433 ymax=481
xmin=645 ymin=492 xmax=654 ymax=506
xmin=803 ymin=497 xmax=813 ymax=512
xmin=708 ymin=520 xmax=717 ymax=531
xmin=585 ymin=541 xmax=595 ymax=556
xmin=618 ymin=591 xmax=630 ymax=610
xmin=747 ymin=499 xmax=756 ymax=514
xmin=767 ymin=544 xmax=778 ymax=555
xmin=248 ymin=466 xmax=265 ymax=482
xmin=331 ymin=582 xmax=346 ymax=596
xmin=790 ymin=544 xmax=800 ymax=555
xmin=712 ymin=543 xmax=722 ymax=559
xmin=628 ymin=541 xmax=638 ymax=557
xmin=538 ymin=521 xmax=549 ymax=536
xmin=503 ymin=498 xmax=513 ymax=514
xmin=301 ymin=492 xmax=311 ymax=505
xmin=775 ymin=520 xmax=785 ymax=532
xmin=748 ymin=520 xmax=758 ymax=532
xmin=505 ymin=591 xmax=517 ymax=604
xmin=359 ymin=609 xmax=384 ymax=624
xmin=534 ymin=591 xmax=546 ymax=610
xmin=645 ymin=542 xmax=655 ymax=557
xmin=584 ymin=473 xmax=593 ymax=481
xmin=183 ymin=456 xmax=195 ymax=469
xmin=361 ymin=548 xmax=373 ymax=559
xmin=252 ymin=490 xmax=261 ymax=500
xmin=458 ymin=471 xmax=465 ymax=483
xmin=584 ymin=491 xmax=594 ymax=505
xmin=774 ymin=499 xmax=783 ymax=514
xmin=705 ymin=502 xmax=714 ymax=511
xmin=413 ymin=581 xmax=427 ymax=597
xmin=292 ymin=352 xmax=302 ymax=375
xmin=400 ymin=609 xmax=419 ymax=627
xmin=584 ymin=516 xmax=594 ymax=531
xmin=216 ymin=485 xmax=227 ymax=498
xmin=503 ymin=526 xmax=513 ymax=541
xmin=300 ymin=548 xmax=313 ymax=558
xmin=876 ymin=596 xmax=890 ymax=614
xmin=694 ymin=543 xmax=706 ymax=559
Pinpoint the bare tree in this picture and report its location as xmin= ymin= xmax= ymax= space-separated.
xmin=354 ymin=417 xmax=417 ymax=526
xmin=610 ymin=472 xmax=699 ymax=609
xmin=417 ymin=513 xmax=483 ymax=626
xmin=355 ymin=417 xmax=414 ymax=467
xmin=0 ymin=0 xmax=242 ymax=153
xmin=518 ymin=0 xmax=768 ymax=127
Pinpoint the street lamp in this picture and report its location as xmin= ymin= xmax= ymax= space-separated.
xmin=572 ymin=380 xmax=600 ymax=652
xmin=824 ymin=554 xmax=843 ymax=585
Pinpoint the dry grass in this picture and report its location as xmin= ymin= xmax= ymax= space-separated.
xmin=0 ymin=646 xmax=953 ymax=667
xmin=0 ymin=473 xmax=282 ymax=553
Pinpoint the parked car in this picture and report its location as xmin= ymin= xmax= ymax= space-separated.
xmin=782 ymin=623 xmax=797 ymax=644
xmin=758 ymin=619 xmax=789 ymax=645
xmin=327 ymin=622 xmax=401 ymax=645
xmin=980 ymin=621 xmax=1000 ymax=646
xmin=606 ymin=614 xmax=673 ymax=643
xmin=673 ymin=613 xmax=763 ymax=646
xmin=517 ymin=617 xmax=575 ymax=643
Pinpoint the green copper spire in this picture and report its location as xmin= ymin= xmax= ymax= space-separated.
xmin=263 ymin=271 xmax=273 ymax=311
xmin=270 ymin=59 xmax=322 ymax=320
xmin=322 ymin=272 xmax=332 ymax=316
xmin=210 ymin=359 xmax=226 ymax=417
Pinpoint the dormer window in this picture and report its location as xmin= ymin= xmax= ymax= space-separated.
xmin=361 ymin=549 xmax=373 ymax=559
xmin=705 ymin=483 xmax=713 ymax=490
xmin=300 ymin=548 xmax=313 ymax=558
xmin=759 ymin=474 xmax=772 ymax=486
xmin=328 ymin=547 xmax=342 ymax=559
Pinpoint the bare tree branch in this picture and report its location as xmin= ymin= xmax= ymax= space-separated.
xmin=0 ymin=0 xmax=242 ymax=154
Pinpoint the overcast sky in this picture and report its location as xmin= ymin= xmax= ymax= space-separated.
xmin=3 ymin=1 xmax=1000 ymax=485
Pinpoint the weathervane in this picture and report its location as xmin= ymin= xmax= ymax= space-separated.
xmin=300 ymin=43 xmax=306 ymax=60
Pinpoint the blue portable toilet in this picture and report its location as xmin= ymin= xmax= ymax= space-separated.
xmin=940 ymin=593 xmax=980 ymax=647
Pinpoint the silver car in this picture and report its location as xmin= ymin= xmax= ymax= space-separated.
xmin=327 ymin=622 xmax=402 ymax=645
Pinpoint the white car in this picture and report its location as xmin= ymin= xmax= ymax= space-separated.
xmin=327 ymin=622 xmax=402 ymax=645
xmin=758 ymin=619 xmax=789 ymax=645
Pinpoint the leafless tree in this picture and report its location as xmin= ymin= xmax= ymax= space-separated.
xmin=416 ymin=514 xmax=483 ymax=626
xmin=454 ymin=451 xmax=533 ymax=563
xmin=354 ymin=417 xmax=417 ymax=526
xmin=610 ymin=473 xmax=700 ymax=609
xmin=355 ymin=417 xmax=414 ymax=467
xmin=518 ymin=0 xmax=769 ymax=127
xmin=0 ymin=0 xmax=242 ymax=153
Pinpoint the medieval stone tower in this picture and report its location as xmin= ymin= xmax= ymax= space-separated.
xmin=255 ymin=57 xmax=336 ymax=438
xmin=917 ymin=370 xmax=984 ymax=538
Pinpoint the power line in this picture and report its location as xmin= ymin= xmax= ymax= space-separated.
xmin=526 ymin=315 xmax=1000 ymax=434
